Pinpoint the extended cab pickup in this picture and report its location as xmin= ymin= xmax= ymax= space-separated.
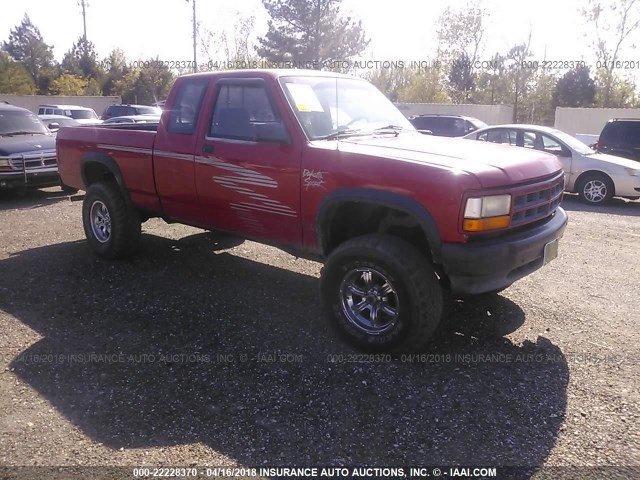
xmin=57 ymin=69 xmax=567 ymax=351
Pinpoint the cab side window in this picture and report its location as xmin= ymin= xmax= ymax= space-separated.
xmin=209 ymin=83 xmax=288 ymax=143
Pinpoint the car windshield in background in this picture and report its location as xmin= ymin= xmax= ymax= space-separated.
xmin=69 ymin=110 xmax=98 ymax=120
xmin=137 ymin=106 xmax=162 ymax=115
xmin=279 ymin=76 xmax=415 ymax=140
xmin=0 ymin=110 xmax=49 ymax=136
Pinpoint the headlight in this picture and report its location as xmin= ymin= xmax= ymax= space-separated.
xmin=0 ymin=158 xmax=12 ymax=171
xmin=464 ymin=194 xmax=511 ymax=218
xmin=463 ymin=194 xmax=511 ymax=232
xmin=625 ymin=168 xmax=640 ymax=177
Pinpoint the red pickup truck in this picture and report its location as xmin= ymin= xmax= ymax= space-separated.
xmin=57 ymin=69 xmax=567 ymax=351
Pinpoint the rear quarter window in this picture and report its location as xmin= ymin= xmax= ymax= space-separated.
xmin=167 ymin=79 xmax=209 ymax=135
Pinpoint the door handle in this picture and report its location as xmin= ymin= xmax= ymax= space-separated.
xmin=202 ymin=144 xmax=214 ymax=154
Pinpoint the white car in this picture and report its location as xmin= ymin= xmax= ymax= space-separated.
xmin=37 ymin=104 xmax=102 ymax=125
xmin=463 ymin=124 xmax=640 ymax=205
xmin=38 ymin=114 xmax=80 ymax=132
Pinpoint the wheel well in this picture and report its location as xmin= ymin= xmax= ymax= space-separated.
xmin=574 ymin=170 xmax=615 ymax=195
xmin=82 ymin=161 xmax=116 ymax=187
xmin=324 ymin=202 xmax=434 ymax=262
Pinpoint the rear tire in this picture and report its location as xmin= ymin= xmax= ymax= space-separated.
xmin=577 ymin=173 xmax=613 ymax=205
xmin=82 ymin=182 xmax=141 ymax=259
xmin=320 ymin=234 xmax=443 ymax=352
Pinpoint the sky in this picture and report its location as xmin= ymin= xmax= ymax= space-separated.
xmin=0 ymin=0 xmax=635 ymax=77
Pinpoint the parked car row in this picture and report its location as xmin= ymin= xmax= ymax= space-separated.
xmin=408 ymin=114 xmax=487 ymax=137
xmin=404 ymin=113 xmax=639 ymax=205
xmin=0 ymin=102 xmax=161 ymax=192
xmin=462 ymin=125 xmax=640 ymax=205
xmin=34 ymin=104 xmax=162 ymax=132
xmin=2 ymin=89 xmax=639 ymax=207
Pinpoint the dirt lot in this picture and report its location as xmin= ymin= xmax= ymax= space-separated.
xmin=0 ymin=188 xmax=638 ymax=477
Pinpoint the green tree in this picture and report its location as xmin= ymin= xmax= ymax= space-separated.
xmin=0 ymin=51 xmax=37 ymax=94
xmin=396 ymin=67 xmax=451 ymax=104
xmin=448 ymin=53 xmax=475 ymax=103
xmin=526 ymin=72 xmax=557 ymax=125
xmin=62 ymin=36 xmax=103 ymax=81
xmin=474 ymin=53 xmax=510 ymax=105
xmin=257 ymin=0 xmax=369 ymax=68
xmin=111 ymin=68 xmax=140 ymax=102
xmin=505 ymin=38 xmax=535 ymax=123
xmin=129 ymin=60 xmax=174 ymax=104
xmin=2 ymin=14 xmax=55 ymax=93
xmin=49 ymin=73 xmax=87 ymax=95
xmin=437 ymin=5 xmax=486 ymax=103
xmin=553 ymin=66 xmax=595 ymax=107
xmin=594 ymin=69 xmax=638 ymax=107
xmin=101 ymin=48 xmax=130 ymax=95
xmin=84 ymin=78 xmax=102 ymax=96
xmin=366 ymin=67 xmax=412 ymax=102
xmin=583 ymin=0 xmax=640 ymax=107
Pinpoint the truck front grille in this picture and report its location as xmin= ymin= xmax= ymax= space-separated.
xmin=9 ymin=150 xmax=57 ymax=170
xmin=511 ymin=173 xmax=564 ymax=227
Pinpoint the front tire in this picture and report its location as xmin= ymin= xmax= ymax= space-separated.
xmin=82 ymin=182 xmax=141 ymax=259
xmin=320 ymin=234 xmax=443 ymax=352
xmin=577 ymin=173 xmax=613 ymax=205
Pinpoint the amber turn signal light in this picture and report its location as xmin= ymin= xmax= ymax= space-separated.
xmin=463 ymin=215 xmax=510 ymax=232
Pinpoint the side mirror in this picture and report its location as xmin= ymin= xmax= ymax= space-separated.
xmin=254 ymin=122 xmax=291 ymax=144
xmin=48 ymin=122 xmax=60 ymax=131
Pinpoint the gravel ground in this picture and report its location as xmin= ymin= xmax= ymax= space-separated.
xmin=0 ymin=188 xmax=638 ymax=478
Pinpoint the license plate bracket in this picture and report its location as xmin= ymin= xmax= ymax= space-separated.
xmin=544 ymin=239 xmax=559 ymax=265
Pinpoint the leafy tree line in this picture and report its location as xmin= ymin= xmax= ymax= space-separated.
xmin=0 ymin=14 xmax=174 ymax=104
xmin=367 ymin=0 xmax=640 ymax=125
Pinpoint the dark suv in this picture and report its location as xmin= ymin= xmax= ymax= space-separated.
xmin=596 ymin=118 xmax=640 ymax=161
xmin=102 ymin=104 xmax=162 ymax=120
xmin=408 ymin=114 xmax=488 ymax=137
xmin=0 ymin=103 xmax=63 ymax=191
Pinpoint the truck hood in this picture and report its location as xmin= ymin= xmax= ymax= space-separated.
xmin=0 ymin=135 xmax=56 ymax=156
xmin=338 ymin=133 xmax=562 ymax=188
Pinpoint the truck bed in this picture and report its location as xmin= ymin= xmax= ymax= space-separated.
xmin=56 ymin=125 xmax=160 ymax=211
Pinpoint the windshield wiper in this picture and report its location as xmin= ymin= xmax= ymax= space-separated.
xmin=322 ymin=125 xmax=406 ymax=140
xmin=321 ymin=128 xmax=363 ymax=140
xmin=371 ymin=125 xmax=405 ymax=136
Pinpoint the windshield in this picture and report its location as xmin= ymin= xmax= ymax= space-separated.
xmin=279 ymin=76 xmax=415 ymax=140
xmin=69 ymin=109 xmax=98 ymax=120
xmin=551 ymin=129 xmax=594 ymax=155
xmin=0 ymin=110 xmax=50 ymax=136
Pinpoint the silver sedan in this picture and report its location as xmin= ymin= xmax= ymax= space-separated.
xmin=463 ymin=124 xmax=640 ymax=205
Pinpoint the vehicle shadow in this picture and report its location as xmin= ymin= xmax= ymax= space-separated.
xmin=0 ymin=187 xmax=78 ymax=212
xmin=561 ymin=192 xmax=640 ymax=217
xmin=2 ymin=233 xmax=567 ymax=470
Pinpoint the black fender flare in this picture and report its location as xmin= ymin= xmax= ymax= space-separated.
xmin=316 ymin=188 xmax=443 ymax=263
xmin=81 ymin=152 xmax=132 ymax=206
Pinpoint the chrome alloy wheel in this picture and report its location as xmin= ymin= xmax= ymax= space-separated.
xmin=90 ymin=200 xmax=112 ymax=243
xmin=583 ymin=179 xmax=608 ymax=203
xmin=339 ymin=267 xmax=400 ymax=335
